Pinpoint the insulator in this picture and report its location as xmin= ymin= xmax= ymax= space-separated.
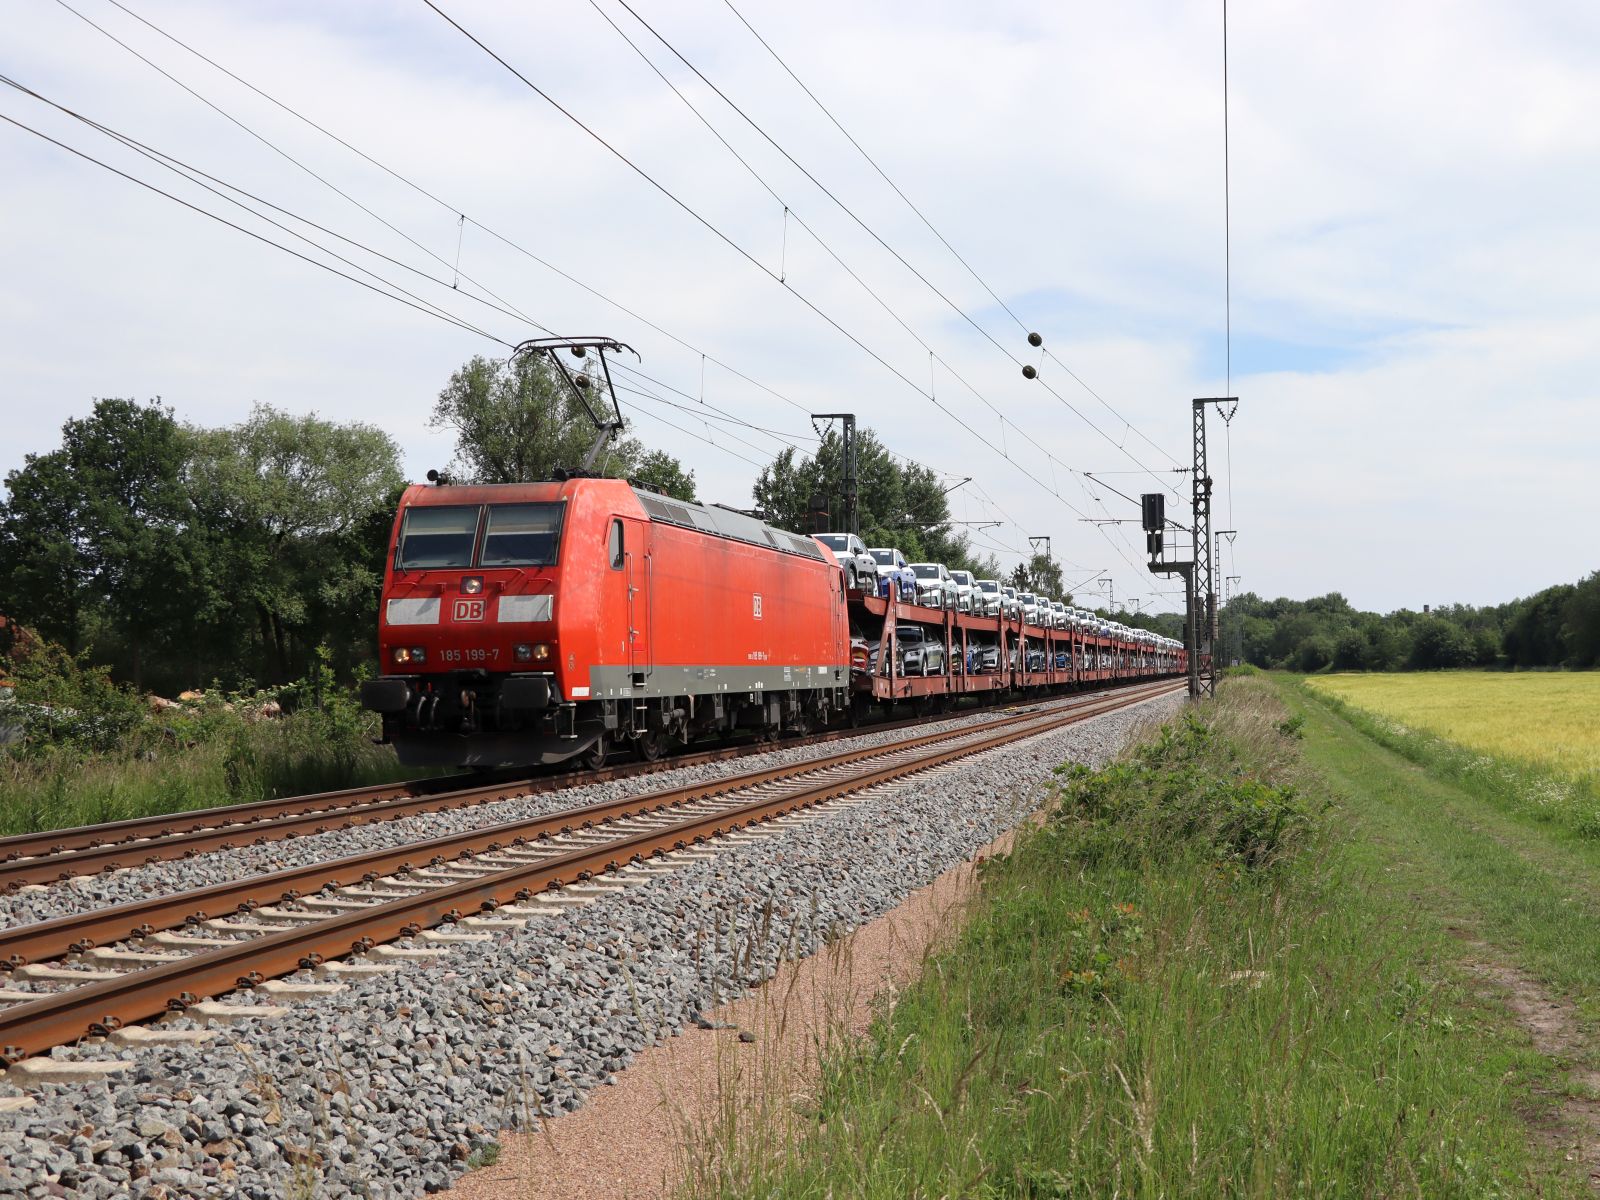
xmin=1028 ymin=331 xmax=1043 ymax=347
xmin=570 ymin=344 xmax=587 ymax=358
xmin=1022 ymin=364 xmax=1038 ymax=380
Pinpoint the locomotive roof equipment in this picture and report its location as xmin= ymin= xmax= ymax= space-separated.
xmin=510 ymin=335 xmax=639 ymax=476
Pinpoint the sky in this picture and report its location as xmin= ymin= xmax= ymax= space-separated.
xmin=3 ymin=0 xmax=1598 ymax=616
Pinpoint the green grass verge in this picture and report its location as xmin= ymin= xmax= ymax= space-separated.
xmin=0 ymin=644 xmax=434 ymax=836
xmin=0 ymin=714 xmax=424 ymax=837
xmin=685 ymin=677 xmax=1570 ymax=1198
xmin=1289 ymin=678 xmax=1600 ymax=1022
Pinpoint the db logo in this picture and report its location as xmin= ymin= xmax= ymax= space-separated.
xmin=752 ymin=593 xmax=763 ymax=620
xmin=452 ymin=599 xmax=486 ymax=622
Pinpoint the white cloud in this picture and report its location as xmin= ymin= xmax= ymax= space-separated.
xmin=2 ymin=0 xmax=1596 ymax=615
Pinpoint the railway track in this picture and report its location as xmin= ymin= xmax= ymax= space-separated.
xmin=0 ymin=678 xmax=1173 ymax=891
xmin=0 ymin=679 xmax=1180 ymax=1066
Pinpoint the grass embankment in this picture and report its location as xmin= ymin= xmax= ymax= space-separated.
xmin=0 ymin=681 xmax=425 ymax=838
xmin=0 ymin=717 xmax=419 ymax=838
xmin=0 ymin=643 xmax=432 ymax=836
xmin=686 ymin=677 xmax=1570 ymax=1198
xmin=1291 ymin=677 xmax=1600 ymax=1020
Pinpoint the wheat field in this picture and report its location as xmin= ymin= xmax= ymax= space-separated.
xmin=1307 ymin=672 xmax=1600 ymax=781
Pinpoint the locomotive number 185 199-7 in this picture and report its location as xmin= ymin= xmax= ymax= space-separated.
xmin=437 ymin=647 xmax=499 ymax=663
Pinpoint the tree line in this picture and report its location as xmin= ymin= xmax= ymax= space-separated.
xmin=1225 ymin=577 xmax=1600 ymax=672
xmin=10 ymin=348 xmax=1586 ymax=698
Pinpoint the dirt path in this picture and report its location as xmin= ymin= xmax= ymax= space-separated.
xmin=445 ymin=826 xmax=1024 ymax=1200
xmin=1291 ymin=683 xmax=1600 ymax=1192
xmin=1463 ymin=948 xmax=1600 ymax=1191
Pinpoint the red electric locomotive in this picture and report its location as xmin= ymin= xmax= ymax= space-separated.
xmin=361 ymin=338 xmax=851 ymax=767
xmin=362 ymin=475 xmax=850 ymax=767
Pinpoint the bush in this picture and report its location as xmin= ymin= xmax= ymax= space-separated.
xmin=1409 ymin=619 xmax=1475 ymax=670
xmin=1333 ymin=627 xmax=1368 ymax=670
xmin=1052 ymin=707 xmax=1318 ymax=872
xmin=1 ymin=641 xmax=146 ymax=755
xmin=1295 ymin=634 xmax=1337 ymax=673
xmin=0 ymin=638 xmax=423 ymax=835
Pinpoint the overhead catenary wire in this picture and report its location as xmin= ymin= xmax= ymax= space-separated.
xmin=717 ymin=0 xmax=1030 ymax=337
xmin=9 ymin=71 xmax=1020 ymax=566
xmin=589 ymin=0 xmax=1104 ymax=511
xmin=597 ymin=0 xmax=1183 ymax=500
xmin=6 ymin=66 xmax=821 ymax=463
xmin=710 ymin=0 xmax=1186 ymax=475
xmin=0 ymin=88 xmax=797 ymax=504
xmin=0 ymin=73 xmax=558 ymax=345
xmin=78 ymin=0 xmax=1068 ymax=573
xmin=608 ymin=0 xmax=1025 ymax=371
xmin=622 ymin=398 xmax=768 ymax=470
xmin=0 ymin=109 xmax=513 ymax=347
xmin=48 ymin=0 xmax=542 ymax=331
xmin=13 ymin=66 xmax=1026 ymax=566
xmin=50 ymin=0 xmax=1140 ymax=588
xmin=421 ymin=0 xmax=1095 ymax=529
xmin=86 ymin=0 xmax=820 ymax=425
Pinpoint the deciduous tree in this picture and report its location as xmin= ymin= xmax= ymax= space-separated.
xmin=189 ymin=405 xmax=405 ymax=682
xmin=0 ymin=398 xmax=199 ymax=686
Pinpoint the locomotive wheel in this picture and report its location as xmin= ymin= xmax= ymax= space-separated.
xmin=635 ymin=730 xmax=667 ymax=762
xmin=581 ymin=733 xmax=610 ymax=770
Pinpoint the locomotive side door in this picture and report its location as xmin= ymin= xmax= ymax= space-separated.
xmin=620 ymin=516 xmax=653 ymax=686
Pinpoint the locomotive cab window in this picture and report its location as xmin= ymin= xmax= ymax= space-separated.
xmin=481 ymin=503 xmax=564 ymax=567
xmin=397 ymin=505 xmax=479 ymax=570
xmin=608 ymin=519 xmax=624 ymax=570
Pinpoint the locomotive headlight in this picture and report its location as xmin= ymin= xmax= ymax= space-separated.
xmin=410 ymin=646 xmax=427 ymax=664
xmin=514 ymin=643 xmax=532 ymax=662
xmin=461 ymin=576 xmax=484 ymax=595
xmin=532 ymin=642 xmax=552 ymax=661
xmin=392 ymin=647 xmax=411 ymax=664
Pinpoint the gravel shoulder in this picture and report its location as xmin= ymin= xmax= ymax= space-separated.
xmin=443 ymin=791 xmax=1034 ymax=1200
xmin=0 ymin=690 xmax=1182 ymax=1200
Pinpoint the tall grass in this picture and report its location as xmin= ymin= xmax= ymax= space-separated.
xmin=0 ymin=715 xmax=422 ymax=837
xmin=682 ymin=677 xmax=1567 ymax=1198
xmin=0 ymin=644 xmax=433 ymax=836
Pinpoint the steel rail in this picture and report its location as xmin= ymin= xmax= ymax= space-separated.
xmin=0 ymin=683 xmax=1178 ymax=971
xmin=0 ymin=688 xmax=1074 ymax=864
xmin=0 ymin=772 xmax=489 ymax=860
xmin=0 ymin=679 xmax=1181 ymax=1060
xmin=0 ymin=680 xmax=1172 ymax=889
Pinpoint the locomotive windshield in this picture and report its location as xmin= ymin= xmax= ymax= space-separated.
xmin=480 ymin=503 xmax=564 ymax=567
xmin=397 ymin=506 xmax=478 ymax=570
